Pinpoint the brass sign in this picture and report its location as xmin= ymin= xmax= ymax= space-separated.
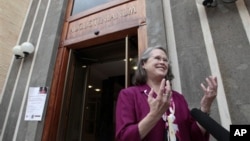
xmin=66 ymin=0 xmax=144 ymax=44
xmin=70 ymin=7 xmax=136 ymax=33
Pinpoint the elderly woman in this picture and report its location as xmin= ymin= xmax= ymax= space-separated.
xmin=115 ymin=46 xmax=217 ymax=141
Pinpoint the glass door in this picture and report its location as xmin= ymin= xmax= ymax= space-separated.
xmin=59 ymin=36 xmax=138 ymax=141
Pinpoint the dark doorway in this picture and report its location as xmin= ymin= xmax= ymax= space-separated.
xmin=58 ymin=36 xmax=138 ymax=141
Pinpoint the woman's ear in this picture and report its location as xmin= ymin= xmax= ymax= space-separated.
xmin=141 ymin=60 xmax=146 ymax=69
xmin=142 ymin=65 xmax=145 ymax=70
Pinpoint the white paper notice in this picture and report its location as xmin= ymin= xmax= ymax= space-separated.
xmin=24 ymin=87 xmax=47 ymax=121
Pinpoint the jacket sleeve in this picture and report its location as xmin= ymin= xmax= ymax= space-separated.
xmin=175 ymin=92 xmax=209 ymax=141
xmin=189 ymin=115 xmax=210 ymax=141
xmin=182 ymin=95 xmax=209 ymax=141
xmin=115 ymin=89 xmax=141 ymax=141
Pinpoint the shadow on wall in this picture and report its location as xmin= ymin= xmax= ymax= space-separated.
xmin=202 ymin=0 xmax=237 ymax=8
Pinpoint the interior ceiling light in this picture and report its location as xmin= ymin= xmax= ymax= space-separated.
xmin=133 ymin=66 xmax=138 ymax=70
xmin=95 ymin=88 xmax=101 ymax=92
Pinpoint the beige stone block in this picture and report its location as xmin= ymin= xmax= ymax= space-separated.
xmin=0 ymin=0 xmax=30 ymax=94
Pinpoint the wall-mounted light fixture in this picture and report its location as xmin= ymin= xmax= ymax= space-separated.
xmin=12 ymin=42 xmax=35 ymax=59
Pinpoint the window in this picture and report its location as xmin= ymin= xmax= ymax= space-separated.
xmin=71 ymin=0 xmax=115 ymax=15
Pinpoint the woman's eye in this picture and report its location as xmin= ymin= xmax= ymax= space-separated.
xmin=154 ymin=56 xmax=168 ymax=62
xmin=163 ymin=59 xmax=168 ymax=62
xmin=155 ymin=56 xmax=161 ymax=60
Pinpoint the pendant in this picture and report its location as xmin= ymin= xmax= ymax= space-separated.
xmin=162 ymin=113 xmax=167 ymax=122
xmin=168 ymin=113 xmax=176 ymax=141
xmin=167 ymin=106 xmax=178 ymax=141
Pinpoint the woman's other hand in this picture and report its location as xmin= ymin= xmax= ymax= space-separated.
xmin=200 ymin=76 xmax=218 ymax=114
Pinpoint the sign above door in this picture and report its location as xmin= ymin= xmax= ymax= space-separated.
xmin=64 ymin=0 xmax=145 ymax=48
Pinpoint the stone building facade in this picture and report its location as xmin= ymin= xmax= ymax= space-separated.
xmin=0 ymin=0 xmax=249 ymax=141
xmin=0 ymin=0 xmax=30 ymax=94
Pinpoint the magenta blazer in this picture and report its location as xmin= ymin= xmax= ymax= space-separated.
xmin=115 ymin=84 xmax=209 ymax=141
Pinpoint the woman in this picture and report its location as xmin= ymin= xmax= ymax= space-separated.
xmin=115 ymin=46 xmax=217 ymax=141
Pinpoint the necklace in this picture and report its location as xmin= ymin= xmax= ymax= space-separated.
xmin=162 ymin=98 xmax=178 ymax=141
xmin=167 ymin=100 xmax=177 ymax=141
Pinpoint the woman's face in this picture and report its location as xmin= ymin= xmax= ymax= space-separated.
xmin=142 ymin=49 xmax=169 ymax=80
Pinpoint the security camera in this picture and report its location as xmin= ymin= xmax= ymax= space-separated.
xmin=21 ymin=42 xmax=34 ymax=57
xmin=202 ymin=0 xmax=217 ymax=7
xmin=94 ymin=30 xmax=100 ymax=35
xmin=12 ymin=45 xmax=25 ymax=59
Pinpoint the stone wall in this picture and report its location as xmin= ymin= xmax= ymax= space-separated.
xmin=0 ymin=0 xmax=67 ymax=140
xmin=0 ymin=0 xmax=30 ymax=94
xmin=146 ymin=0 xmax=250 ymax=140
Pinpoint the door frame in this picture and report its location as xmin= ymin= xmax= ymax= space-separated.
xmin=42 ymin=0 xmax=147 ymax=140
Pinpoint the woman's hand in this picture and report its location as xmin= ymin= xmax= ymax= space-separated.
xmin=200 ymin=76 xmax=218 ymax=114
xmin=138 ymin=79 xmax=172 ymax=139
xmin=147 ymin=79 xmax=172 ymax=119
